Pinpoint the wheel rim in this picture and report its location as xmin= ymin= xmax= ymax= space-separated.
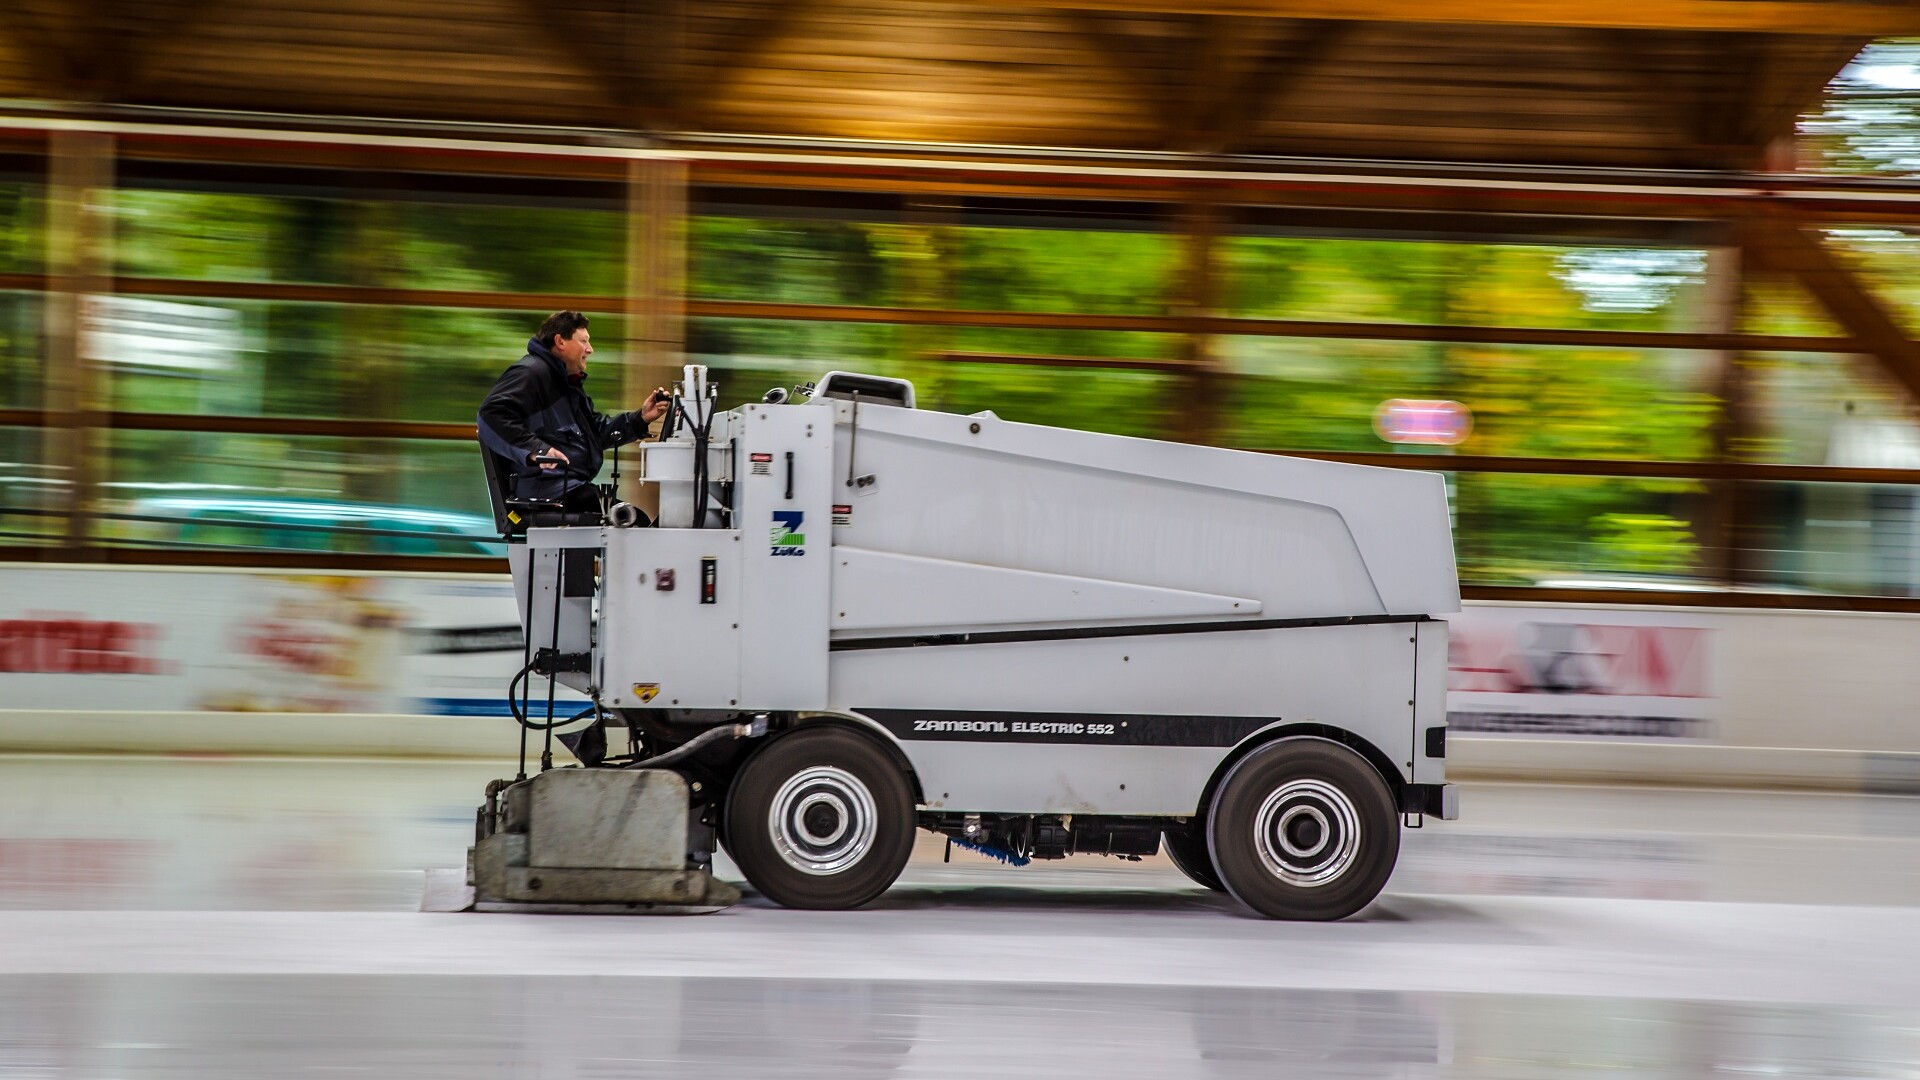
xmin=768 ymin=766 xmax=878 ymax=876
xmin=1252 ymin=779 xmax=1361 ymax=888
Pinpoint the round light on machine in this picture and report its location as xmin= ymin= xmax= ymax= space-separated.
xmin=1373 ymin=399 xmax=1472 ymax=447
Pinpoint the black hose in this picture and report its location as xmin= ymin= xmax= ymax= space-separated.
xmin=612 ymin=720 xmax=760 ymax=770
xmin=505 ymin=664 xmax=605 ymax=732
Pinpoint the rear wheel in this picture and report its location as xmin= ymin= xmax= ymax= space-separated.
xmin=1161 ymin=825 xmax=1225 ymax=892
xmin=1207 ymin=739 xmax=1399 ymax=920
xmin=724 ymin=726 xmax=915 ymax=910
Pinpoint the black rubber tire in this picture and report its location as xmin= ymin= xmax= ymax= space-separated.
xmin=724 ymin=726 xmax=916 ymax=910
xmin=1207 ymin=739 xmax=1399 ymax=921
xmin=1161 ymin=826 xmax=1225 ymax=892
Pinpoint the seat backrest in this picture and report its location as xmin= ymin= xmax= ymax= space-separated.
xmin=478 ymin=441 xmax=517 ymax=536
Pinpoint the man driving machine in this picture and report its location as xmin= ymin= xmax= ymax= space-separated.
xmin=478 ymin=310 xmax=671 ymax=516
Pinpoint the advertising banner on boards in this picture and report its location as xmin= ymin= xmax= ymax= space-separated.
xmin=0 ymin=568 xmax=559 ymax=716
xmin=1443 ymin=606 xmax=1719 ymax=740
xmin=1 ymin=568 xmax=1719 ymax=738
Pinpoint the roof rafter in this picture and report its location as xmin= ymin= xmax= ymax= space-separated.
xmin=1198 ymin=18 xmax=1354 ymax=152
xmin=517 ymin=0 xmax=683 ymax=129
xmin=1066 ymin=11 xmax=1190 ymax=139
xmin=1070 ymin=13 xmax=1353 ymax=152
xmin=0 ymin=0 xmax=229 ymax=101
xmin=1587 ymin=29 xmax=1721 ymax=165
xmin=1743 ymin=221 xmax=1920 ymax=404
xmin=681 ymin=0 xmax=819 ymax=132
xmin=1740 ymin=36 xmax=1873 ymax=149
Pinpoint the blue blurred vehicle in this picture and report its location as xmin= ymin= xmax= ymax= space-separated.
xmin=127 ymin=496 xmax=506 ymax=557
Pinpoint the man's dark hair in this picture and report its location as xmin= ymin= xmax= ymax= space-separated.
xmin=536 ymin=310 xmax=590 ymax=348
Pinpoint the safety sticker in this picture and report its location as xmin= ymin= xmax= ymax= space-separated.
xmin=832 ymin=504 xmax=852 ymax=526
xmin=631 ymin=682 xmax=661 ymax=703
xmin=749 ymin=452 xmax=773 ymax=476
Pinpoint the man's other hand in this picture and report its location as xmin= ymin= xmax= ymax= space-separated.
xmin=533 ymin=447 xmax=570 ymax=471
xmin=641 ymin=387 xmax=670 ymax=424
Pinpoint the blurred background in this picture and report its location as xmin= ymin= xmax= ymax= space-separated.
xmin=0 ymin=10 xmax=1919 ymax=598
xmin=4 ymin=3 xmax=1920 ymax=1077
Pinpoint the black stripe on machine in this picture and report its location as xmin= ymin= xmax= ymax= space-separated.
xmin=860 ymin=708 xmax=1275 ymax=747
xmin=830 ymin=612 xmax=1427 ymax=652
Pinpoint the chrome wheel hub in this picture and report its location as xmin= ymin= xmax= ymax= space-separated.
xmin=769 ymin=766 xmax=877 ymax=876
xmin=1253 ymin=779 xmax=1361 ymax=888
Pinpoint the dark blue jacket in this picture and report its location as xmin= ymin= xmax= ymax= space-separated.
xmin=477 ymin=338 xmax=649 ymax=501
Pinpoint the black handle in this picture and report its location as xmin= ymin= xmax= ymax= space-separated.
xmin=785 ymin=451 xmax=795 ymax=500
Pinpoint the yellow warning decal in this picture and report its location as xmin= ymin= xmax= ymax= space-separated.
xmin=632 ymin=682 xmax=661 ymax=703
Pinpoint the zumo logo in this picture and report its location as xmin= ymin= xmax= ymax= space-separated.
xmin=770 ymin=510 xmax=807 ymax=556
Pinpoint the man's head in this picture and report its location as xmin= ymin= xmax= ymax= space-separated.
xmin=536 ymin=310 xmax=593 ymax=376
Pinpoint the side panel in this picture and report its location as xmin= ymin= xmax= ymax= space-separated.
xmin=524 ymin=528 xmax=603 ymax=696
xmin=829 ymin=620 xmax=1419 ymax=814
xmin=735 ymin=404 xmax=835 ymax=710
xmin=599 ymin=530 xmax=743 ymax=710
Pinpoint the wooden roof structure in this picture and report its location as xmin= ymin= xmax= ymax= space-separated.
xmin=0 ymin=0 xmax=1909 ymax=169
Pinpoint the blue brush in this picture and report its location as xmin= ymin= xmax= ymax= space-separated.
xmin=949 ymin=834 xmax=1030 ymax=867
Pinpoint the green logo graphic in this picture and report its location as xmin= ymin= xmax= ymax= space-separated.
xmin=770 ymin=510 xmax=807 ymax=554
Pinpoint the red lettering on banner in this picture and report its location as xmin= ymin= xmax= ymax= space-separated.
xmin=1448 ymin=627 xmax=1524 ymax=693
xmin=1449 ymin=621 xmax=1709 ymax=698
xmin=1585 ymin=625 xmax=1708 ymax=698
xmin=0 ymin=615 xmax=166 ymax=674
xmin=242 ymin=619 xmax=346 ymax=676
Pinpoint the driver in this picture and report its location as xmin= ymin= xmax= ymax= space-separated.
xmin=478 ymin=310 xmax=670 ymax=513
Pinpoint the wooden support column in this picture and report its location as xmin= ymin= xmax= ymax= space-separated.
xmin=1700 ymin=245 xmax=1755 ymax=584
xmin=342 ymin=198 xmax=405 ymax=508
xmin=43 ymin=130 xmax=114 ymax=556
xmin=901 ymin=197 xmax=958 ymax=411
xmin=626 ymin=155 xmax=689 ymax=513
xmin=1172 ymin=193 xmax=1223 ymax=444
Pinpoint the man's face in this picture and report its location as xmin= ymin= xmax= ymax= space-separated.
xmin=552 ymin=329 xmax=593 ymax=376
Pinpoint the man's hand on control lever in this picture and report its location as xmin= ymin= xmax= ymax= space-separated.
xmin=641 ymin=387 xmax=670 ymax=425
xmin=532 ymin=447 xmax=570 ymax=472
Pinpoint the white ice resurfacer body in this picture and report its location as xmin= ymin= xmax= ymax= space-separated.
xmin=468 ymin=368 xmax=1459 ymax=920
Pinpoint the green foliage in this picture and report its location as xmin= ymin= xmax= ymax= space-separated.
xmin=1587 ymin=513 xmax=1701 ymax=575
xmin=0 ymin=184 xmax=40 ymax=410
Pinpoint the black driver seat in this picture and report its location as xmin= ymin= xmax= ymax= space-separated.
xmin=478 ymin=442 xmax=601 ymax=536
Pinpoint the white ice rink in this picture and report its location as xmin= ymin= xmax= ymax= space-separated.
xmin=1 ymin=754 xmax=1918 ymax=1077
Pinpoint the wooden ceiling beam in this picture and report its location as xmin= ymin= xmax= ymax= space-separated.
xmin=1030 ymin=1 xmax=1920 ymax=36
xmin=1174 ymin=15 xmax=1236 ymax=151
xmin=1072 ymin=13 xmax=1355 ymax=153
xmin=0 ymin=0 xmax=221 ymax=101
xmin=1586 ymin=29 xmax=1719 ymax=166
xmin=1743 ymin=221 xmax=1920 ymax=404
xmin=680 ymin=0 xmax=816 ymax=132
xmin=1739 ymin=36 xmax=1873 ymax=150
xmin=1202 ymin=19 xmax=1354 ymax=152
xmin=1066 ymin=12 xmax=1188 ymax=139
xmin=515 ymin=0 xmax=680 ymax=129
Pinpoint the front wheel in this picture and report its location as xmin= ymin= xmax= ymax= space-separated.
xmin=724 ymin=726 xmax=916 ymax=910
xmin=1207 ymin=739 xmax=1399 ymax=920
